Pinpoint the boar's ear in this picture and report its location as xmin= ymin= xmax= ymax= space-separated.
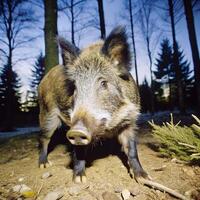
xmin=101 ymin=26 xmax=131 ymax=71
xmin=58 ymin=37 xmax=80 ymax=65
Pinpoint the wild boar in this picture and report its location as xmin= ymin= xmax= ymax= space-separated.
xmin=38 ymin=26 xmax=148 ymax=183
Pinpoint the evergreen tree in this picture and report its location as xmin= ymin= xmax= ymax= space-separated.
xmin=154 ymin=39 xmax=193 ymax=111
xmin=0 ymin=64 xmax=21 ymax=130
xmin=139 ymin=78 xmax=151 ymax=113
xmin=154 ymin=38 xmax=173 ymax=109
xmin=25 ymin=53 xmax=45 ymax=113
xmin=155 ymin=39 xmax=172 ymax=82
xmin=171 ymin=44 xmax=193 ymax=109
xmin=30 ymin=53 xmax=45 ymax=92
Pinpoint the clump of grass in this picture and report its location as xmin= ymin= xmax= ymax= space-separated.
xmin=149 ymin=114 xmax=200 ymax=163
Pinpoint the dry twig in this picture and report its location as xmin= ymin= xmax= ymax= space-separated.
xmin=138 ymin=178 xmax=189 ymax=200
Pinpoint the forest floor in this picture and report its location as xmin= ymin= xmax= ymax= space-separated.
xmin=0 ymin=113 xmax=200 ymax=200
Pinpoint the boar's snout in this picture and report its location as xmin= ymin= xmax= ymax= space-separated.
xmin=67 ymin=121 xmax=92 ymax=145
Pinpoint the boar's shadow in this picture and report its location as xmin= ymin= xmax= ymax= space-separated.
xmin=45 ymin=124 xmax=131 ymax=177
xmin=68 ymin=137 xmax=131 ymax=177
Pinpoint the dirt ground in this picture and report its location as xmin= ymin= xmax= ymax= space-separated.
xmin=0 ymin=119 xmax=200 ymax=200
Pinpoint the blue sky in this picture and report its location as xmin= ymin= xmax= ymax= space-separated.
xmin=11 ymin=0 xmax=200 ymax=100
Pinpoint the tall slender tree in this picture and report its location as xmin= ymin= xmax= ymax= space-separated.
xmin=44 ymin=0 xmax=59 ymax=73
xmin=128 ymin=0 xmax=139 ymax=86
xmin=96 ymin=0 xmax=106 ymax=39
xmin=183 ymin=0 xmax=200 ymax=113
xmin=58 ymin=0 xmax=87 ymax=46
xmin=138 ymin=0 xmax=161 ymax=114
xmin=168 ymin=0 xmax=185 ymax=113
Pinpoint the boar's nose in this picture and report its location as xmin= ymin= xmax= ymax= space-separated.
xmin=67 ymin=122 xmax=91 ymax=145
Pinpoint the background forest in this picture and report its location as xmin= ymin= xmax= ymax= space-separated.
xmin=0 ymin=0 xmax=200 ymax=131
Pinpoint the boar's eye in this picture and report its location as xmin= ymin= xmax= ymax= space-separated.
xmin=100 ymin=80 xmax=108 ymax=89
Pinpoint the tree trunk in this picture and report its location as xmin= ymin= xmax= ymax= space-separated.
xmin=167 ymin=70 xmax=173 ymax=111
xmin=71 ymin=0 xmax=75 ymax=45
xmin=183 ymin=0 xmax=200 ymax=114
xmin=44 ymin=0 xmax=59 ymax=73
xmin=168 ymin=0 xmax=185 ymax=113
xmin=147 ymin=37 xmax=155 ymax=114
xmin=128 ymin=0 xmax=139 ymax=86
xmin=97 ymin=0 xmax=106 ymax=39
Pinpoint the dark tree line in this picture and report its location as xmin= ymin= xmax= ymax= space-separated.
xmin=0 ymin=0 xmax=36 ymax=130
xmin=0 ymin=0 xmax=199 ymax=130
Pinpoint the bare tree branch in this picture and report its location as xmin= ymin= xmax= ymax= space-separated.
xmin=0 ymin=38 xmax=9 ymax=46
xmin=13 ymin=35 xmax=40 ymax=49
xmin=0 ymin=48 xmax=7 ymax=56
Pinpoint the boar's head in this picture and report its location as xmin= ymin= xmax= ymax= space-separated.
xmin=58 ymin=26 xmax=140 ymax=146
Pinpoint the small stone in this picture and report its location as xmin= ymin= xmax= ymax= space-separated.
xmin=18 ymin=177 xmax=24 ymax=182
xmin=152 ymin=165 xmax=167 ymax=171
xmin=156 ymin=190 xmax=162 ymax=195
xmin=171 ymin=158 xmax=186 ymax=164
xmin=114 ymin=186 xmax=122 ymax=193
xmin=13 ymin=185 xmax=21 ymax=192
xmin=182 ymin=168 xmax=195 ymax=177
xmin=44 ymin=189 xmax=64 ymax=200
xmin=68 ymin=186 xmax=81 ymax=196
xmin=185 ymin=188 xmax=200 ymax=199
xmin=121 ymin=189 xmax=130 ymax=200
xmin=22 ymin=157 xmax=31 ymax=161
xmin=12 ymin=184 xmax=31 ymax=193
xmin=102 ymin=191 xmax=120 ymax=200
xmin=130 ymin=187 xmax=140 ymax=196
xmin=42 ymin=172 xmax=52 ymax=179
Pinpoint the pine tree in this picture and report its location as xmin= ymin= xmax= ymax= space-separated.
xmin=30 ymin=53 xmax=45 ymax=92
xmin=25 ymin=53 xmax=45 ymax=113
xmin=154 ymin=38 xmax=173 ymax=109
xmin=0 ymin=64 xmax=21 ymax=130
xmin=155 ymin=39 xmax=172 ymax=82
xmin=139 ymin=78 xmax=151 ymax=113
xmin=154 ymin=39 xmax=193 ymax=111
xmin=171 ymin=43 xmax=193 ymax=110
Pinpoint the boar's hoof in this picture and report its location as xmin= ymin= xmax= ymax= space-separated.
xmin=73 ymin=175 xmax=87 ymax=183
xmin=39 ymin=161 xmax=52 ymax=169
xmin=134 ymin=170 xmax=151 ymax=182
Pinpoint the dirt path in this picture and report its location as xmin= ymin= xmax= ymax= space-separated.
xmin=0 ymin=129 xmax=199 ymax=200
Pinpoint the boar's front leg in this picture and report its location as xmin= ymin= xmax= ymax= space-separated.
xmin=118 ymin=126 xmax=149 ymax=181
xmin=72 ymin=146 xmax=87 ymax=183
xmin=39 ymin=110 xmax=61 ymax=168
xmin=39 ymin=133 xmax=53 ymax=168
